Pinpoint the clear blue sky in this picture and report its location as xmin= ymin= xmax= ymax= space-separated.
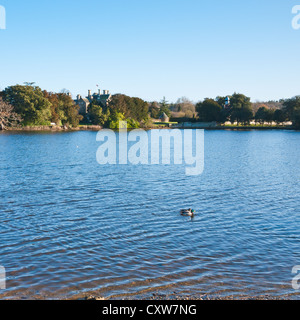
xmin=0 ymin=0 xmax=300 ymax=103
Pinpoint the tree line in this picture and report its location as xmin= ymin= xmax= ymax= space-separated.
xmin=0 ymin=84 xmax=151 ymax=129
xmin=1 ymin=85 xmax=82 ymax=128
xmin=195 ymin=93 xmax=300 ymax=127
xmin=1 ymin=84 xmax=300 ymax=130
xmin=87 ymin=94 xmax=149 ymax=128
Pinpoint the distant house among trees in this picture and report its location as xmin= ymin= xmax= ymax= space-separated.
xmin=74 ymin=89 xmax=112 ymax=115
xmin=160 ymin=112 xmax=170 ymax=122
xmin=74 ymin=95 xmax=90 ymax=115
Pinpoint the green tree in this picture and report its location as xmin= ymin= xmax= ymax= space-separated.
xmin=255 ymin=105 xmax=275 ymax=125
xmin=149 ymin=102 xmax=160 ymax=119
xmin=229 ymin=93 xmax=253 ymax=125
xmin=264 ymin=109 xmax=275 ymax=125
xmin=273 ymin=109 xmax=287 ymax=124
xmin=196 ymin=98 xmax=222 ymax=122
xmin=109 ymin=94 xmax=149 ymax=122
xmin=43 ymin=91 xmax=61 ymax=125
xmin=106 ymin=109 xmax=140 ymax=129
xmin=127 ymin=118 xmax=140 ymax=128
xmin=216 ymin=96 xmax=231 ymax=108
xmin=108 ymin=111 xmax=126 ymax=129
xmin=255 ymin=107 xmax=267 ymax=125
xmin=4 ymin=84 xmax=52 ymax=125
xmin=282 ymin=96 xmax=300 ymax=128
xmin=293 ymin=109 xmax=300 ymax=128
xmin=44 ymin=91 xmax=82 ymax=127
xmin=130 ymin=97 xmax=149 ymax=122
xmin=89 ymin=101 xmax=110 ymax=126
xmin=159 ymin=97 xmax=171 ymax=118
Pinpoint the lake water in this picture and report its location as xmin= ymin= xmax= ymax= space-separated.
xmin=0 ymin=129 xmax=300 ymax=299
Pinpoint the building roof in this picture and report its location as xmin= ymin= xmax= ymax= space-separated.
xmin=160 ymin=112 xmax=169 ymax=120
xmin=75 ymin=91 xmax=111 ymax=106
xmin=98 ymin=94 xmax=111 ymax=101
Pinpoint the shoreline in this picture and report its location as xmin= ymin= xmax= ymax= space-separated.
xmin=0 ymin=291 xmax=295 ymax=301
xmin=82 ymin=294 xmax=293 ymax=301
xmin=0 ymin=125 xmax=297 ymax=132
xmin=1 ymin=125 xmax=103 ymax=132
xmin=76 ymin=290 xmax=297 ymax=300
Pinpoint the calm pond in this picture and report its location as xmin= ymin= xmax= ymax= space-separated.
xmin=0 ymin=129 xmax=299 ymax=299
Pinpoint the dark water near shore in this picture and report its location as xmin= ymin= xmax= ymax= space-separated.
xmin=0 ymin=130 xmax=300 ymax=299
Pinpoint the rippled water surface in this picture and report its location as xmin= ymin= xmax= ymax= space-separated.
xmin=0 ymin=130 xmax=300 ymax=299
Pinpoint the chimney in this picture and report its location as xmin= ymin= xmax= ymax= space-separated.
xmin=77 ymin=94 xmax=81 ymax=100
xmin=88 ymin=90 xmax=91 ymax=97
xmin=98 ymin=89 xmax=101 ymax=95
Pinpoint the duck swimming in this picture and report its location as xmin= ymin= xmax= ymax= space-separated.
xmin=180 ymin=208 xmax=195 ymax=217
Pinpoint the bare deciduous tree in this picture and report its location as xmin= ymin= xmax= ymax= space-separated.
xmin=0 ymin=97 xmax=22 ymax=130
